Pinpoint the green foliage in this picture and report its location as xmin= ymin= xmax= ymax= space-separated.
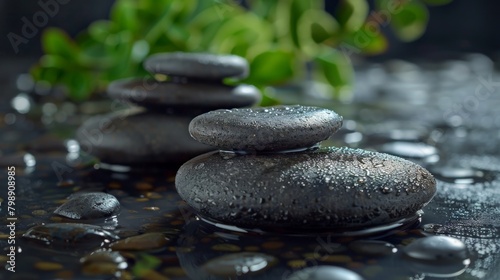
xmin=131 ymin=253 xmax=162 ymax=277
xmin=32 ymin=0 xmax=452 ymax=102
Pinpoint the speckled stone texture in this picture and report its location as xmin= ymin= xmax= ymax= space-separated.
xmin=107 ymin=78 xmax=260 ymax=110
xmin=76 ymin=109 xmax=213 ymax=165
xmin=144 ymin=52 xmax=249 ymax=80
xmin=175 ymin=147 xmax=436 ymax=229
xmin=189 ymin=105 xmax=343 ymax=152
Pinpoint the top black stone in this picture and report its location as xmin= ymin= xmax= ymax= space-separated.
xmin=189 ymin=105 xmax=343 ymax=152
xmin=143 ymin=52 xmax=249 ymax=80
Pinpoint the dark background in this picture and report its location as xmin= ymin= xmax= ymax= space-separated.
xmin=0 ymin=0 xmax=499 ymax=61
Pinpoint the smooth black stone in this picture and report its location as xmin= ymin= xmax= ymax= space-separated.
xmin=403 ymin=236 xmax=468 ymax=263
xmin=76 ymin=109 xmax=213 ymax=165
xmin=107 ymin=78 xmax=260 ymax=110
xmin=144 ymin=52 xmax=249 ymax=80
xmin=189 ymin=106 xmax=343 ymax=152
xmin=54 ymin=192 xmax=120 ymax=220
xmin=175 ymin=147 xmax=436 ymax=229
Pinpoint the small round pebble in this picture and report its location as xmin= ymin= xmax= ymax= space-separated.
xmin=81 ymin=250 xmax=127 ymax=275
xmin=189 ymin=105 xmax=343 ymax=151
xmin=110 ymin=232 xmax=169 ymax=251
xmin=107 ymin=78 xmax=260 ymax=110
xmin=176 ymin=147 xmax=436 ymax=229
xmin=287 ymin=266 xmax=364 ymax=280
xmin=144 ymin=52 xmax=249 ymax=80
xmin=34 ymin=261 xmax=63 ymax=271
xmin=403 ymin=236 xmax=469 ymax=263
xmin=201 ymin=252 xmax=277 ymax=277
xmin=54 ymin=192 xmax=120 ymax=220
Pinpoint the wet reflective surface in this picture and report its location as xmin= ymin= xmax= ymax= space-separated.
xmin=2 ymin=56 xmax=500 ymax=279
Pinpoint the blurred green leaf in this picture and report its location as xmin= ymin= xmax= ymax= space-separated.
xmin=390 ymin=1 xmax=429 ymax=42
xmin=342 ymin=23 xmax=388 ymax=55
xmin=297 ymin=9 xmax=339 ymax=57
xmin=244 ymin=50 xmax=295 ymax=86
xmin=315 ymin=49 xmax=354 ymax=98
xmin=30 ymin=64 xmax=63 ymax=85
xmin=336 ymin=0 xmax=369 ymax=32
xmin=62 ymin=71 xmax=95 ymax=101
xmin=132 ymin=254 xmax=162 ymax=277
xmin=110 ymin=0 xmax=137 ymax=32
xmin=422 ymin=0 xmax=453 ymax=6
xmin=289 ymin=0 xmax=323 ymax=47
xmin=42 ymin=28 xmax=78 ymax=58
xmin=260 ymin=88 xmax=281 ymax=106
xmin=211 ymin=13 xmax=273 ymax=56
xmin=248 ymin=0 xmax=280 ymax=21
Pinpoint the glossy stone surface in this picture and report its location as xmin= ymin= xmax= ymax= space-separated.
xmin=107 ymin=78 xmax=260 ymax=110
xmin=54 ymin=192 xmax=120 ymax=220
xmin=76 ymin=109 xmax=213 ymax=165
xmin=144 ymin=52 xmax=249 ymax=80
xmin=189 ymin=106 xmax=343 ymax=152
xmin=176 ymin=147 xmax=436 ymax=229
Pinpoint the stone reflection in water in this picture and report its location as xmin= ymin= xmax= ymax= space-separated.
xmin=22 ymin=223 xmax=118 ymax=254
xmin=348 ymin=240 xmax=397 ymax=256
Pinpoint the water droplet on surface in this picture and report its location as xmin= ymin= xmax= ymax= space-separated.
xmin=379 ymin=142 xmax=439 ymax=163
xmin=431 ymin=167 xmax=494 ymax=184
xmin=287 ymin=265 xmax=364 ymax=280
xmin=201 ymin=252 xmax=277 ymax=277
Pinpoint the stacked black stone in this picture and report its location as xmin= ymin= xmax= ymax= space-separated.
xmin=76 ymin=53 xmax=260 ymax=166
xmin=176 ymin=105 xmax=437 ymax=230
